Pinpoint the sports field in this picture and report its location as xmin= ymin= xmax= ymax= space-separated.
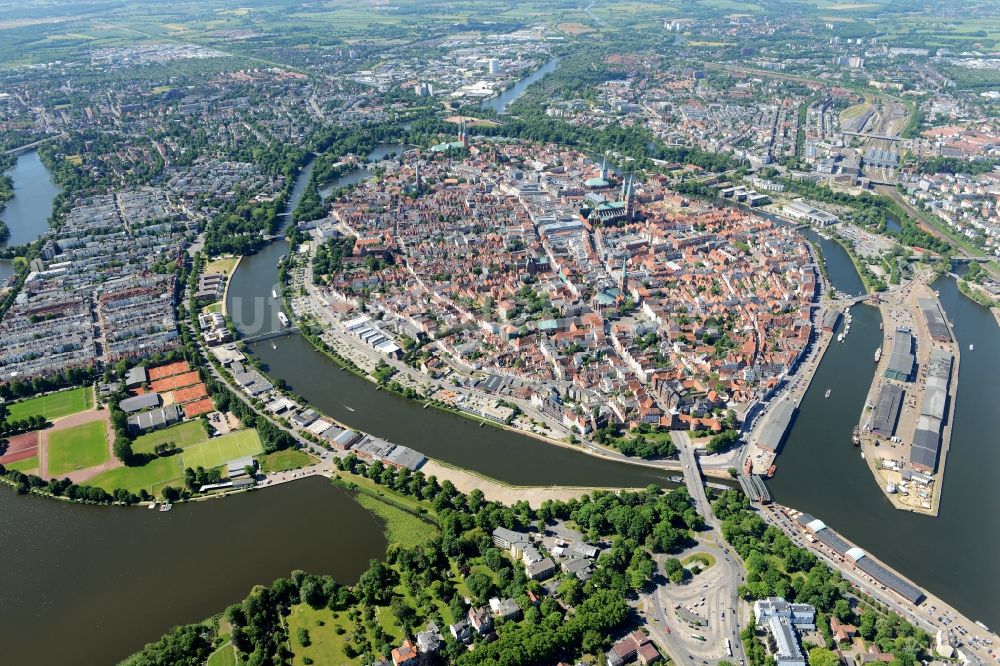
xmin=47 ymin=420 xmax=108 ymax=476
xmin=88 ymin=456 xmax=183 ymax=494
xmin=6 ymin=386 xmax=93 ymax=422
xmin=182 ymin=429 xmax=263 ymax=470
xmin=132 ymin=420 xmax=209 ymax=455
xmin=6 ymin=456 xmax=39 ymax=473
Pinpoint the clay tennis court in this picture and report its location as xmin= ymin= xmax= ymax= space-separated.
xmin=150 ymin=371 xmax=201 ymax=392
xmin=0 ymin=432 xmax=38 ymax=464
xmin=182 ymin=398 xmax=215 ymax=418
xmin=172 ymin=383 xmax=208 ymax=404
xmin=147 ymin=360 xmax=191 ymax=381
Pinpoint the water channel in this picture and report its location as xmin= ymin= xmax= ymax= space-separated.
xmin=480 ymin=57 xmax=561 ymax=113
xmin=769 ymin=237 xmax=1000 ymax=627
xmin=0 ymin=149 xmax=59 ymax=279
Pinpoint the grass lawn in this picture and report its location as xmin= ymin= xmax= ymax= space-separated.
xmin=354 ymin=492 xmax=439 ymax=549
xmin=182 ymin=429 xmax=263 ymax=470
xmin=204 ymin=256 xmax=239 ymax=276
xmin=87 ymin=456 xmax=184 ymax=494
xmin=47 ymin=420 xmax=108 ymax=476
xmin=6 ymin=456 xmax=38 ymax=473
xmin=132 ymin=420 xmax=209 ymax=455
xmin=257 ymin=448 xmax=316 ymax=473
xmin=286 ymin=606 xmax=360 ymax=666
xmin=7 ymin=386 xmax=93 ymax=422
xmin=683 ymin=552 xmax=717 ymax=569
xmin=205 ymin=642 xmax=240 ymax=666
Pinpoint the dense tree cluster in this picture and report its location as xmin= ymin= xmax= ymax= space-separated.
xmin=311 ymin=235 xmax=356 ymax=282
xmin=714 ymin=490 xmax=931 ymax=666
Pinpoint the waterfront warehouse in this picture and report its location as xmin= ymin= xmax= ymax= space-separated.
xmin=884 ymin=329 xmax=915 ymax=382
xmin=755 ymin=399 xmax=797 ymax=452
xmin=870 ymin=384 xmax=904 ymax=437
xmin=918 ymin=298 xmax=952 ymax=343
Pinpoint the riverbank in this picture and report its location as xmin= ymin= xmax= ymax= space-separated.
xmin=743 ymin=233 xmax=851 ymax=475
xmin=218 ymin=254 xmax=243 ymax=318
xmin=766 ymin=502 xmax=996 ymax=666
xmin=421 ymin=459 xmax=641 ymax=508
xmin=857 ymin=277 xmax=959 ymax=517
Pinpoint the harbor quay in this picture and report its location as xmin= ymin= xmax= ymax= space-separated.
xmin=857 ymin=274 xmax=960 ymax=516
xmin=763 ymin=503 xmax=996 ymax=666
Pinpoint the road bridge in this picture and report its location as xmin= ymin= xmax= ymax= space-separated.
xmin=4 ymin=134 xmax=65 ymax=155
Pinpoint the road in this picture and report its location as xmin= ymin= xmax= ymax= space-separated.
xmin=637 ymin=430 xmax=748 ymax=666
xmin=762 ymin=504 xmax=996 ymax=666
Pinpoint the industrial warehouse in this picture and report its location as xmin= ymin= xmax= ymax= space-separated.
xmin=910 ymin=350 xmax=953 ymax=473
xmin=795 ymin=513 xmax=925 ymax=605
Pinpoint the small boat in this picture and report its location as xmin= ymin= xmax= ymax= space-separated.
xmin=969 ymin=344 xmax=974 ymax=351
xmin=874 ymin=347 xmax=882 ymax=362
xmin=147 ymin=502 xmax=157 ymax=510
xmin=852 ymin=426 xmax=861 ymax=446
xmin=837 ymin=333 xmax=844 ymax=342
xmin=824 ymin=389 xmax=831 ymax=398
xmin=277 ymin=311 xmax=290 ymax=327
xmin=766 ymin=465 xmax=776 ymax=478
xmin=271 ymin=288 xmax=277 ymax=298
xmin=159 ymin=503 xmax=173 ymax=512
xmin=669 ymin=475 xmax=683 ymax=483
xmin=861 ymin=450 xmax=866 ymax=460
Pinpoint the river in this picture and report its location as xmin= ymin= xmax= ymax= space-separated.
xmin=480 ymin=57 xmax=561 ymax=113
xmin=0 ymin=477 xmax=387 ymax=665
xmin=1 ymin=150 xmax=58 ymax=247
xmin=769 ymin=242 xmax=1000 ymax=627
xmin=0 ymin=149 xmax=59 ymax=278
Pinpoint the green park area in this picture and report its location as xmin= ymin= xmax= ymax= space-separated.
xmin=89 ymin=456 xmax=184 ymax=495
xmin=89 ymin=426 xmax=262 ymax=494
xmin=47 ymin=420 xmax=108 ymax=476
xmin=257 ymin=448 xmax=316 ymax=473
xmin=182 ymin=429 xmax=263 ymax=470
xmin=132 ymin=420 xmax=209 ymax=455
xmin=6 ymin=456 xmax=39 ymax=473
xmin=7 ymin=386 xmax=93 ymax=422
xmin=204 ymin=642 xmax=239 ymax=666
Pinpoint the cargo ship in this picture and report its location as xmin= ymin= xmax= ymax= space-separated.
xmin=874 ymin=346 xmax=882 ymax=363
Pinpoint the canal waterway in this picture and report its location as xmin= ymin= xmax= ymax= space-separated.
xmin=769 ymin=261 xmax=1000 ymax=627
xmin=0 ymin=477 xmax=387 ymax=665
xmin=1 ymin=149 xmax=58 ymax=247
xmin=480 ymin=57 xmax=560 ymax=113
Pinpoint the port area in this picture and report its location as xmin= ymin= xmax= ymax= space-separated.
xmin=857 ymin=273 xmax=959 ymax=517
xmin=765 ymin=503 xmax=997 ymax=666
xmin=744 ymin=298 xmax=846 ymax=475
